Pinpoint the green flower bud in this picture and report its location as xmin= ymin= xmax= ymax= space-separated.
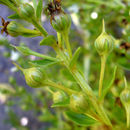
xmin=7 ymin=21 xmax=41 ymax=37
xmin=13 ymin=62 xmax=47 ymax=88
xmin=69 ymin=93 xmax=88 ymax=113
xmin=53 ymin=91 xmax=68 ymax=104
xmin=23 ymin=67 xmax=47 ymax=88
xmin=18 ymin=3 xmax=35 ymax=21
xmin=120 ymin=88 xmax=130 ymax=105
xmin=94 ymin=20 xmax=114 ymax=56
xmin=120 ymin=78 xmax=130 ymax=128
xmin=51 ymin=12 xmax=71 ymax=33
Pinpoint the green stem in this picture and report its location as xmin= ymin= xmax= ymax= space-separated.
xmin=57 ymin=32 xmax=62 ymax=48
xmin=84 ymin=54 xmax=90 ymax=82
xmin=31 ymin=19 xmax=48 ymax=37
xmin=72 ymin=65 xmax=111 ymax=126
xmin=62 ymin=31 xmax=72 ymax=58
xmin=1 ymin=0 xmax=18 ymax=12
xmin=71 ymin=69 xmax=93 ymax=97
xmin=98 ymin=103 xmax=112 ymax=126
xmin=11 ymin=0 xmax=19 ymax=6
xmin=126 ymin=105 xmax=130 ymax=128
xmin=46 ymin=88 xmax=54 ymax=94
xmin=12 ymin=62 xmax=23 ymax=71
xmin=57 ymin=48 xmax=93 ymax=96
xmin=99 ymin=55 xmax=107 ymax=97
xmin=56 ymin=48 xmax=111 ymax=126
xmin=84 ymin=112 xmax=100 ymax=122
xmin=8 ymin=3 xmax=18 ymax=12
xmin=45 ymin=80 xmax=78 ymax=96
xmin=57 ymin=110 xmax=63 ymax=129
xmin=102 ymin=19 xmax=105 ymax=33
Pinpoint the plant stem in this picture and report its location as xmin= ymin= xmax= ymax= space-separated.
xmin=84 ymin=112 xmax=100 ymax=122
xmin=84 ymin=54 xmax=90 ymax=82
xmin=12 ymin=62 xmax=23 ymax=71
xmin=57 ymin=49 xmax=93 ymax=96
xmin=31 ymin=19 xmax=48 ymax=37
xmin=56 ymin=48 xmax=111 ymax=126
xmin=57 ymin=32 xmax=62 ymax=48
xmin=45 ymin=80 xmax=78 ymax=96
xmin=99 ymin=55 xmax=107 ymax=97
xmin=62 ymin=31 xmax=72 ymax=58
xmin=57 ymin=110 xmax=63 ymax=129
xmin=126 ymin=105 xmax=130 ymax=128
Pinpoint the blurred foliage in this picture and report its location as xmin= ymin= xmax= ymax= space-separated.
xmin=0 ymin=0 xmax=130 ymax=130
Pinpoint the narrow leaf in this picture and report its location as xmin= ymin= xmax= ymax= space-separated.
xmin=29 ymin=59 xmax=60 ymax=67
xmin=100 ymin=66 xmax=117 ymax=101
xmin=32 ymin=0 xmax=37 ymax=10
xmin=65 ymin=111 xmax=99 ymax=126
xmin=69 ymin=47 xmax=82 ymax=68
xmin=51 ymin=98 xmax=69 ymax=108
xmin=12 ymin=45 xmax=32 ymax=56
xmin=118 ymin=61 xmax=130 ymax=70
xmin=40 ymin=35 xmax=57 ymax=46
xmin=61 ymin=69 xmax=75 ymax=82
xmin=8 ymin=13 xmax=21 ymax=19
xmin=36 ymin=0 xmax=43 ymax=21
xmin=117 ymin=57 xmax=130 ymax=70
xmin=11 ymin=45 xmax=58 ymax=61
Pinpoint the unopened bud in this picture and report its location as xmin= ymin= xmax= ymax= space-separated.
xmin=94 ymin=20 xmax=114 ymax=56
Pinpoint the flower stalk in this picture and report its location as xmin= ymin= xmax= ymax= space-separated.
xmin=99 ymin=55 xmax=107 ymax=97
xmin=62 ymin=31 xmax=72 ymax=58
xmin=56 ymin=45 xmax=111 ymax=126
xmin=31 ymin=19 xmax=48 ymax=37
xmin=44 ymin=80 xmax=78 ymax=96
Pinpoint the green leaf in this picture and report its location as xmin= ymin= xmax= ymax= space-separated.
xmin=117 ymin=58 xmax=130 ymax=70
xmin=29 ymin=59 xmax=60 ymax=67
xmin=40 ymin=35 xmax=57 ymax=46
xmin=12 ymin=45 xmax=59 ymax=61
xmin=119 ymin=62 xmax=130 ymax=70
xmin=65 ymin=111 xmax=99 ymax=126
xmin=21 ymin=31 xmax=41 ymax=37
xmin=32 ymin=0 xmax=37 ymax=10
xmin=61 ymin=69 xmax=75 ymax=82
xmin=51 ymin=98 xmax=69 ymax=108
xmin=36 ymin=0 xmax=43 ymax=21
xmin=100 ymin=66 xmax=117 ymax=101
xmin=69 ymin=47 xmax=82 ymax=68
xmin=8 ymin=13 xmax=21 ymax=19
xmin=12 ymin=45 xmax=32 ymax=56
